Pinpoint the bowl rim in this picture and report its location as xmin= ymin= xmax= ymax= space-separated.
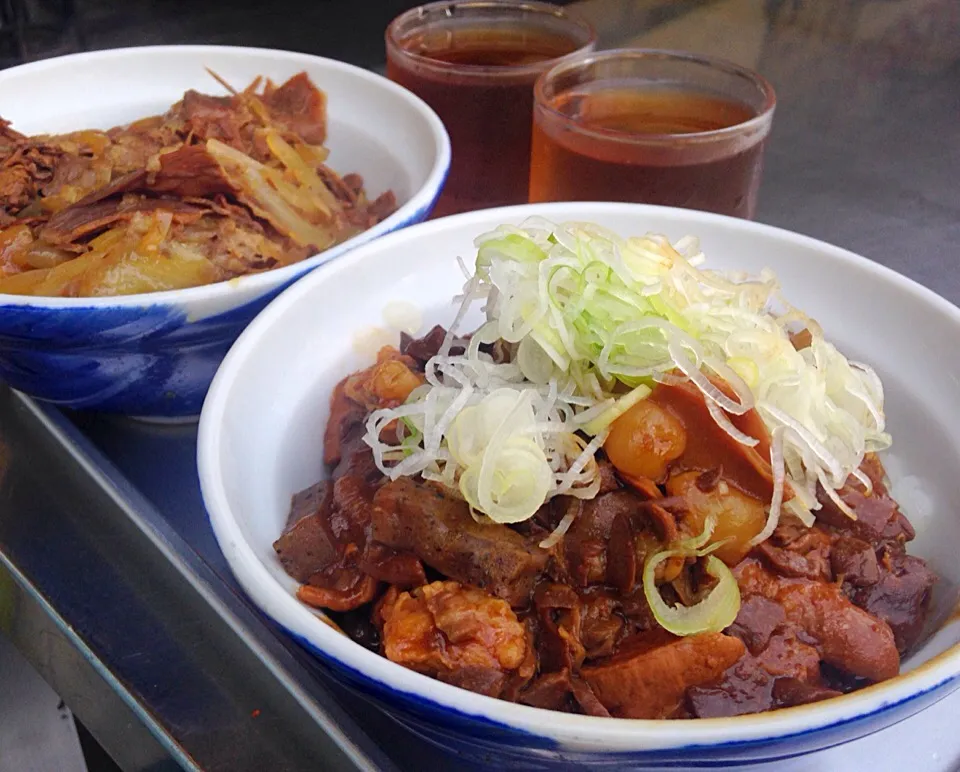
xmin=198 ymin=201 xmax=960 ymax=750
xmin=0 ymin=44 xmax=451 ymax=309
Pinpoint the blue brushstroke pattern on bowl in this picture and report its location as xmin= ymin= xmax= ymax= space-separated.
xmin=0 ymin=46 xmax=449 ymax=418
xmin=287 ymin=626 xmax=959 ymax=769
xmin=0 ymin=197 xmax=440 ymax=417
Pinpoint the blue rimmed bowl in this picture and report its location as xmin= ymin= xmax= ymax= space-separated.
xmin=0 ymin=45 xmax=449 ymax=419
xmin=198 ymin=202 xmax=960 ymax=767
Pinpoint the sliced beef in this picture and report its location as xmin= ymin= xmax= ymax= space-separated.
xmin=40 ymin=195 xmax=209 ymax=244
xmin=148 ymin=144 xmax=237 ymax=198
xmin=0 ymin=72 xmax=393 ymax=297
xmin=105 ymin=122 xmax=175 ymax=174
xmin=0 ymin=119 xmax=24 ymax=146
xmin=361 ymin=189 xmax=397 ymax=225
xmin=370 ymin=477 xmax=548 ymax=608
xmin=259 ymin=72 xmax=328 ymax=146
xmin=38 ymin=151 xmax=106 ymax=209
xmin=0 ymin=162 xmax=38 ymax=220
xmin=0 ymin=140 xmax=61 ymax=220
xmin=66 ymin=168 xmax=149 ymax=208
xmin=175 ymin=90 xmax=253 ymax=149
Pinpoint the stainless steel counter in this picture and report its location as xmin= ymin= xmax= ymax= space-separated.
xmin=0 ymin=1 xmax=957 ymax=770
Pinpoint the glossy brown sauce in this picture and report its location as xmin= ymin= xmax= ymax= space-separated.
xmin=649 ymin=379 xmax=775 ymax=501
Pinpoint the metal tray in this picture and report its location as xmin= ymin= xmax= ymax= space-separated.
xmin=0 ymin=386 xmax=455 ymax=772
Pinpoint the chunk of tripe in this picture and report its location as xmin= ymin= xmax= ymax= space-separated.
xmin=581 ymin=630 xmax=745 ymax=719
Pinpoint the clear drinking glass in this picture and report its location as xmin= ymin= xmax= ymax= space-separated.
xmin=529 ymin=49 xmax=777 ymax=219
xmin=386 ymin=1 xmax=595 ymax=217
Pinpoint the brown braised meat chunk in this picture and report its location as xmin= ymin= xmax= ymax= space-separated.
xmin=686 ymin=558 xmax=899 ymax=718
xmin=378 ymin=581 xmax=530 ymax=698
xmin=275 ymin=333 xmax=937 ymax=720
xmin=370 ymin=476 xmax=548 ymax=609
xmin=274 ymin=482 xmax=337 ymax=583
xmin=581 ymin=630 xmax=745 ymax=719
xmin=845 ymin=545 xmax=936 ymax=653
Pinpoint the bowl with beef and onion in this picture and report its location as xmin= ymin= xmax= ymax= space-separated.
xmin=198 ymin=202 xmax=960 ymax=766
xmin=0 ymin=45 xmax=449 ymax=418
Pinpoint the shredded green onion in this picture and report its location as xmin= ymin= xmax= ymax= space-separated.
xmin=363 ymin=218 xmax=889 ymax=540
xmin=642 ymin=515 xmax=741 ymax=636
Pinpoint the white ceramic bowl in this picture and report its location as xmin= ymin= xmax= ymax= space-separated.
xmin=198 ymin=203 xmax=960 ymax=766
xmin=0 ymin=45 xmax=449 ymax=418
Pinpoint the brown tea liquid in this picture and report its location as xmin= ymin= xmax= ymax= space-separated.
xmin=529 ymin=87 xmax=766 ymax=218
xmin=388 ymin=27 xmax=582 ymax=217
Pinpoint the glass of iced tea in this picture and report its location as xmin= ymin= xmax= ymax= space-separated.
xmin=386 ymin=1 xmax=595 ymax=218
xmin=529 ymin=49 xmax=776 ymax=219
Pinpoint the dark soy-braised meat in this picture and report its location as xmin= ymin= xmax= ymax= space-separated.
xmin=756 ymin=527 xmax=833 ymax=582
xmin=275 ymin=341 xmax=937 ymax=720
xmin=736 ymin=560 xmax=899 ymax=682
xmin=581 ymin=630 xmax=746 ymax=719
xmin=815 ymin=463 xmax=915 ymax=545
xmin=370 ymin=477 xmax=548 ymax=608
xmin=562 ymin=489 xmax=674 ymax=588
xmin=534 ymin=583 xmax=586 ymax=673
xmin=726 ymin=595 xmax=785 ymax=654
xmin=847 ymin=549 xmax=936 ymax=653
xmin=683 ymin=453 xmax=936 ymax=719
xmin=831 ymin=535 xmax=881 ymax=586
xmin=400 ymin=324 xmax=448 ymax=365
xmin=273 ymin=482 xmax=337 ymax=582
xmin=360 ymin=543 xmax=426 ymax=589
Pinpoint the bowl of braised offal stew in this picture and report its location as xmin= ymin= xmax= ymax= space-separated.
xmin=199 ymin=202 xmax=960 ymax=767
xmin=0 ymin=46 xmax=449 ymax=418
